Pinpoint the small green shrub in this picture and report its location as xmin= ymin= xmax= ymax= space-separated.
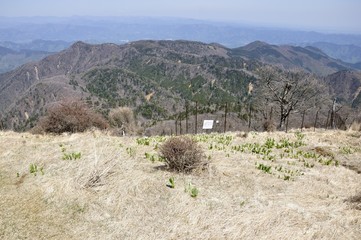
xmin=159 ymin=136 xmax=205 ymax=173
xmin=185 ymin=183 xmax=199 ymax=198
xmin=60 ymin=144 xmax=82 ymax=160
xmin=63 ymin=152 xmax=82 ymax=160
xmin=340 ymin=146 xmax=354 ymax=154
xmin=256 ymin=163 xmax=272 ymax=174
xmin=126 ymin=147 xmax=136 ymax=158
xmin=29 ymin=163 xmax=44 ymax=176
xmin=137 ymin=137 xmax=151 ymax=146
xmin=144 ymin=152 xmax=164 ymax=162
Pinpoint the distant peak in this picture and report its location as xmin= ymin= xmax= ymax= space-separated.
xmin=246 ymin=41 xmax=270 ymax=47
xmin=241 ymin=41 xmax=273 ymax=51
xmin=71 ymin=41 xmax=91 ymax=48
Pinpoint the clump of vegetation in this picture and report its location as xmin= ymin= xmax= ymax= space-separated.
xmin=29 ymin=163 xmax=44 ymax=176
xmin=126 ymin=147 xmax=136 ymax=158
xmin=314 ymin=146 xmax=335 ymax=159
xmin=185 ymin=182 xmax=199 ymax=198
xmin=349 ymin=119 xmax=361 ymax=131
xmin=263 ymin=120 xmax=276 ymax=132
xmin=63 ymin=152 xmax=82 ymax=160
xmin=159 ymin=136 xmax=205 ymax=173
xmin=346 ymin=192 xmax=361 ymax=210
xmin=257 ymin=163 xmax=272 ymax=174
xmin=108 ymin=107 xmax=138 ymax=135
xmin=34 ymin=100 xmax=109 ymax=134
xmin=167 ymin=177 xmax=175 ymax=188
xmin=60 ymin=144 xmax=82 ymax=160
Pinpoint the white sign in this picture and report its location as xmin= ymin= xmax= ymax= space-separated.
xmin=202 ymin=120 xmax=214 ymax=130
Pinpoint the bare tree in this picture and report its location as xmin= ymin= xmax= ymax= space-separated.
xmin=257 ymin=67 xmax=322 ymax=130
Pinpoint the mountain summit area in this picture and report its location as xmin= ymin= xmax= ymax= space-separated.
xmin=0 ymin=40 xmax=360 ymax=133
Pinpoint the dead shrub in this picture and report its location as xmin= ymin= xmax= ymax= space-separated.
xmin=314 ymin=146 xmax=335 ymax=159
xmin=159 ymin=136 xmax=205 ymax=173
xmin=34 ymin=101 xmax=108 ymax=134
xmin=349 ymin=120 xmax=361 ymax=131
xmin=346 ymin=192 xmax=361 ymax=210
xmin=263 ymin=120 xmax=276 ymax=132
xmin=108 ymin=107 xmax=137 ymax=135
xmin=236 ymin=131 xmax=248 ymax=138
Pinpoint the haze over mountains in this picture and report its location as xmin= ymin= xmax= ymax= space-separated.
xmin=1 ymin=17 xmax=361 ymax=47
xmin=1 ymin=16 xmax=361 ymax=73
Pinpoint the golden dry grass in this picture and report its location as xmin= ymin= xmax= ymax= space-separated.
xmin=0 ymin=129 xmax=360 ymax=239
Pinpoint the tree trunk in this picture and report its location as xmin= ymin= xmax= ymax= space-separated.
xmin=279 ymin=106 xmax=287 ymax=130
xmin=224 ymin=103 xmax=228 ymax=133
xmin=301 ymin=110 xmax=306 ymax=130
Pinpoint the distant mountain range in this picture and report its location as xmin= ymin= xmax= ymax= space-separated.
xmin=232 ymin=41 xmax=359 ymax=75
xmin=0 ymin=39 xmax=72 ymax=52
xmin=0 ymin=16 xmax=360 ymax=72
xmin=0 ymin=40 xmax=360 ymax=131
xmin=304 ymin=42 xmax=361 ymax=64
xmin=1 ymin=16 xmax=361 ymax=47
xmin=0 ymin=45 xmax=52 ymax=73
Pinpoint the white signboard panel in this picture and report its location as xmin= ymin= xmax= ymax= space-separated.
xmin=202 ymin=120 xmax=214 ymax=130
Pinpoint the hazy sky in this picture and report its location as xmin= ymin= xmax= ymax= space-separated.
xmin=1 ymin=0 xmax=360 ymax=33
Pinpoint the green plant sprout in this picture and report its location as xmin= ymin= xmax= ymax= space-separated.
xmin=167 ymin=177 xmax=175 ymax=188
xmin=29 ymin=163 xmax=44 ymax=176
xmin=63 ymin=152 xmax=82 ymax=160
xmin=185 ymin=183 xmax=199 ymax=198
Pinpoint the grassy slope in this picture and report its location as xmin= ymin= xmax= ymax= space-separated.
xmin=0 ymin=129 xmax=360 ymax=239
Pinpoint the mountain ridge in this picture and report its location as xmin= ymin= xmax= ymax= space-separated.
xmin=0 ymin=40 xmax=360 ymax=131
xmin=231 ymin=41 xmax=356 ymax=75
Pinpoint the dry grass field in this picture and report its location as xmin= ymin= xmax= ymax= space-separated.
xmin=0 ymin=129 xmax=360 ymax=239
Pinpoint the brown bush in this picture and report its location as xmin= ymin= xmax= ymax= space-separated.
xmin=349 ymin=117 xmax=361 ymax=131
xmin=159 ymin=136 xmax=205 ymax=173
xmin=263 ymin=120 xmax=276 ymax=132
xmin=314 ymin=146 xmax=335 ymax=159
xmin=34 ymin=101 xmax=109 ymax=134
xmin=346 ymin=192 xmax=361 ymax=210
xmin=108 ymin=107 xmax=137 ymax=135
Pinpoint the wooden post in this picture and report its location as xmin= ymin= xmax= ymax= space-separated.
xmin=224 ymin=102 xmax=228 ymax=133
